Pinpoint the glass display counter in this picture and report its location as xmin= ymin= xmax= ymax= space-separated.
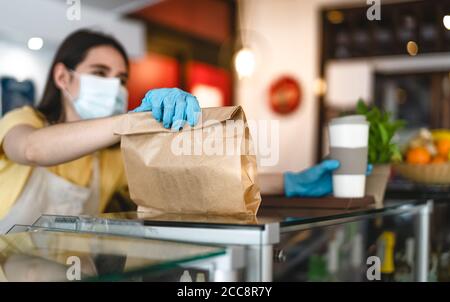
xmin=30 ymin=199 xmax=431 ymax=281
xmin=32 ymin=213 xmax=280 ymax=282
xmin=266 ymin=200 xmax=430 ymax=281
xmin=0 ymin=227 xmax=230 ymax=282
xmin=385 ymin=178 xmax=450 ymax=281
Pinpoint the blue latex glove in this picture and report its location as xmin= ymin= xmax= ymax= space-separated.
xmin=366 ymin=164 xmax=373 ymax=175
xmin=284 ymin=161 xmax=373 ymax=198
xmin=284 ymin=160 xmax=340 ymax=197
xmin=132 ymin=88 xmax=201 ymax=130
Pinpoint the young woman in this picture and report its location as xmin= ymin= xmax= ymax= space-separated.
xmin=0 ymin=29 xmax=201 ymax=233
xmin=0 ymin=29 xmax=341 ymax=233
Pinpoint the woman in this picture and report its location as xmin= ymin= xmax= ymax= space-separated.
xmin=0 ymin=29 xmax=339 ymax=233
xmin=0 ymin=29 xmax=202 ymax=233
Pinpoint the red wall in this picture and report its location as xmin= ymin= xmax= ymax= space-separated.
xmin=127 ymin=53 xmax=180 ymax=110
xmin=187 ymin=61 xmax=232 ymax=106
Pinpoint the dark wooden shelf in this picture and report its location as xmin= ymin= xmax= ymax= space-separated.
xmin=322 ymin=0 xmax=450 ymax=60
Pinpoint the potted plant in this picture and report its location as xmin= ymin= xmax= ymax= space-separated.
xmin=355 ymin=99 xmax=405 ymax=207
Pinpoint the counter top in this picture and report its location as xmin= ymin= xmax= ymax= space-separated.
xmin=31 ymin=197 xmax=427 ymax=231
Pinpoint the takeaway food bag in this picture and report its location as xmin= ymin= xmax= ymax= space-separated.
xmin=115 ymin=106 xmax=261 ymax=216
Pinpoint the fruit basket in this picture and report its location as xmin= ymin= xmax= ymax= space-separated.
xmin=393 ymin=162 xmax=450 ymax=185
xmin=397 ymin=129 xmax=450 ymax=185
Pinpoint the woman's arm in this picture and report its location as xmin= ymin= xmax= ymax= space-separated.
xmin=258 ymin=160 xmax=342 ymax=197
xmin=3 ymin=114 xmax=123 ymax=166
xmin=3 ymin=88 xmax=200 ymax=167
xmin=258 ymin=173 xmax=285 ymax=195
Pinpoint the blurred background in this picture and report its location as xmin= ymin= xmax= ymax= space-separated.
xmin=1 ymin=0 xmax=450 ymax=173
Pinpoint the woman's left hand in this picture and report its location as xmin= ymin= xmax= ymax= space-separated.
xmin=133 ymin=88 xmax=201 ymax=131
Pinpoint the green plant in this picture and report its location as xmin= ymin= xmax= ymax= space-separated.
xmin=355 ymin=99 xmax=405 ymax=164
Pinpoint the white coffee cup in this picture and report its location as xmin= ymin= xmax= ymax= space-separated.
xmin=329 ymin=115 xmax=369 ymax=198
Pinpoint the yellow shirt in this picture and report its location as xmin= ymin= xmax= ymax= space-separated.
xmin=0 ymin=106 xmax=127 ymax=219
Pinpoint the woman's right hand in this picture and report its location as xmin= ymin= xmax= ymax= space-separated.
xmin=132 ymin=88 xmax=201 ymax=131
xmin=283 ymin=160 xmax=373 ymax=198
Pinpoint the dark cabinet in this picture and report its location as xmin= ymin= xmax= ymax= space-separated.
xmin=322 ymin=0 xmax=450 ymax=59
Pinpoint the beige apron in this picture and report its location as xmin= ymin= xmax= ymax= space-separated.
xmin=0 ymin=157 xmax=100 ymax=234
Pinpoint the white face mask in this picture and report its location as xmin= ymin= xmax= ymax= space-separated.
xmin=66 ymin=73 xmax=128 ymax=119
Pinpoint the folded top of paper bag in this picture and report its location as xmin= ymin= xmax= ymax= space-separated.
xmin=114 ymin=106 xmax=244 ymax=136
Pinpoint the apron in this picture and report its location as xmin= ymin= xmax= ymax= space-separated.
xmin=0 ymin=157 xmax=101 ymax=234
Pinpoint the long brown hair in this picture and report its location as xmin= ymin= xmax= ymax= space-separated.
xmin=37 ymin=29 xmax=129 ymax=124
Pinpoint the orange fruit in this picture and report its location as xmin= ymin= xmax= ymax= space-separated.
xmin=436 ymin=139 xmax=450 ymax=157
xmin=431 ymin=155 xmax=447 ymax=164
xmin=406 ymin=147 xmax=431 ymax=164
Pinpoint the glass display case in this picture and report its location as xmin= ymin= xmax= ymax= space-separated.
xmin=385 ymin=179 xmax=450 ymax=281
xmin=32 ymin=212 xmax=281 ymax=282
xmin=0 ymin=227 xmax=229 ymax=282
xmin=30 ymin=199 xmax=431 ymax=282
xmin=271 ymin=206 xmax=425 ymax=281
xmin=260 ymin=198 xmax=430 ymax=282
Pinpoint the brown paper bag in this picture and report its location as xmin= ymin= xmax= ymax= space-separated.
xmin=115 ymin=106 xmax=261 ymax=216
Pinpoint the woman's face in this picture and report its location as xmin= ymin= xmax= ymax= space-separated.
xmin=64 ymin=45 xmax=129 ymax=99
